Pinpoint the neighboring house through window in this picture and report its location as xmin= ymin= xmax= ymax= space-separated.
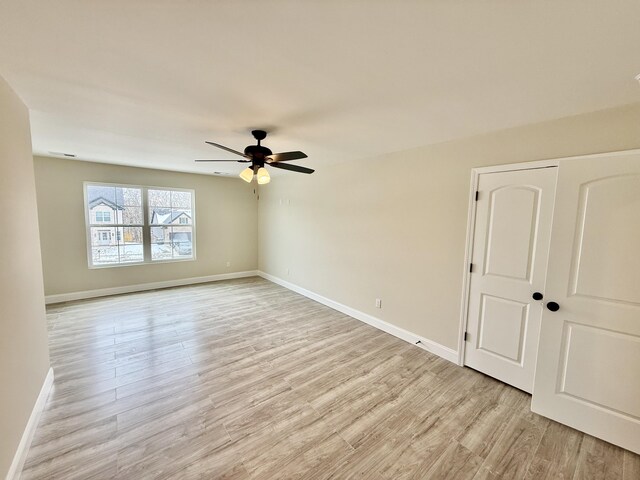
xmin=84 ymin=183 xmax=195 ymax=267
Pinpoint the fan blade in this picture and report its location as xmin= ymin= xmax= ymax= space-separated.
xmin=195 ymin=159 xmax=251 ymax=163
xmin=269 ymin=162 xmax=314 ymax=174
xmin=267 ymin=151 xmax=308 ymax=162
xmin=205 ymin=141 xmax=251 ymax=159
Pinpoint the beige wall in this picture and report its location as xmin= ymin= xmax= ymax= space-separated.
xmin=34 ymin=157 xmax=258 ymax=296
xmin=258 ymin=102 xmax=640 ymax=351
xmin=0 ymin=77 xmax=50 ymax=476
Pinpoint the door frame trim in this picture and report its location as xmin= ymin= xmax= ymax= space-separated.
xmin=457 ymin=158 xmax=560 ymax=365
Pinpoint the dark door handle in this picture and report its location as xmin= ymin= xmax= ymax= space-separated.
xmin=532 ymin=292 xmax=544 ymax=301
xmin=546 ymin=301 xmax=560 ymax=312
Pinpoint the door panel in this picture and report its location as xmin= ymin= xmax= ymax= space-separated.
xmin=560 ymin=323 xmax=640 ymax=419
xmin=484 ymin=187 xmax=539 ymax=281
xmin=465 ymin=167 xmax=557 ymax=393
xmin=570 ymin=175 xmax=640 ymax=304
xmin=478 ymin=294 xmax=529 ymax=363
xmin=532 ymin=151 xmax=640 ymax=454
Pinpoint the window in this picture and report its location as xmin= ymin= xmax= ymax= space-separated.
xmin=84 ymin=183 xmax=195 ymax=267
xmin=94 ymin=211 xmax=112 ymax=223
xmin=149 ymin=189 xmax=194 ymax=261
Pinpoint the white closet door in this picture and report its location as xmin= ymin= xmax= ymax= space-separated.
xmin=465 ymin=167 xmax=557 ymax=393
xmin=532 ymin=150 xmax=640 ymax=454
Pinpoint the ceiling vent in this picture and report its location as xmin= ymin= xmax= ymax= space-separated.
xmin=49 ymin=151 xmax=76 ymax=157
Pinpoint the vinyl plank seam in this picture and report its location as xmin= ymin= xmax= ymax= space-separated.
xmin=284 ymin=377 xmax=357 ymax=453
xmin=480 ymin=415 xmax=550 ymax=478
xmin=24 ymin=278 xmax=637 ymax=480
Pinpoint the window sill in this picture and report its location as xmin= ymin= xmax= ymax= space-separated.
xmin=88 ymin=256 xmax=196 ymax=269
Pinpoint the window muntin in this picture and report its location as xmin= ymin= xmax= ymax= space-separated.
xmin=84 ymin=183 xmax=195 ymax=267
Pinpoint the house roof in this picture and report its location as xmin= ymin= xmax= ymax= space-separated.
xmin=151 ymin=209 xmax=191 ymax=225
xmin=88 ymin=196 xmax=124 ymax=211
xmin=87 ymin=186 xmax=125 ymax=209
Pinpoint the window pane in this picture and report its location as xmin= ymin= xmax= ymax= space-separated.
xmin=148 ymin=189 xmax=171 ymax=223
xmin=148 ymin=189 xmax=170 ymax=207
xmin=122 ymin=205 xmax=143 ymax=225
xmin=118 ymin=227 xmax=143 ymax=263
xmin=119 ymin=187 xmax=142 ymax=207
xmin=171 ymin=191 xmax=192 ymax=209
xmin=90 ymin=227 xmax=119 ymax=265
xmin=151 ymin=226 xmax=172 ymax=261
xmin=118 ymin=187 xmax=143 ymax=225
xmin=171 ymin=226 xmax=193 ymax=259
xmin=149 ymin=189 xmax=192 ymax=225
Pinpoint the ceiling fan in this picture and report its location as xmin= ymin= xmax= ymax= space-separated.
xmin=196 ymin=130 xmax=314 ymax=184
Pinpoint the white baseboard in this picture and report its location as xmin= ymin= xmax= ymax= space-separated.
xmin=5 ymin=367 xmax=54 ymax=480
xmin=257 ymin=271 xmax=458 ymax=364
xmin=45 ymin=270 xmax=259 ymax=304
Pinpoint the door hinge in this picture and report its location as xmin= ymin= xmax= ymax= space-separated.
xmin=469 ymin=263 xmax=474 ymax=273
xmin=475 ymin=191 xmax=479 ymax=201
xmin=464 ymin=332 xmax=469 ymax=342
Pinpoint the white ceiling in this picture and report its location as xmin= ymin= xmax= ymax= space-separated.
xmin=0 ymin=1 xmax=639 ymax=176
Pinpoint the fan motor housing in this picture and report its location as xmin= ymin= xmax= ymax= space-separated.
xmin=244 ymin=145 xmax=272 ymax=158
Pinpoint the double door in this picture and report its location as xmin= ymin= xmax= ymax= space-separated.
xmin=464 ymin=151 xmax=640 ymax=454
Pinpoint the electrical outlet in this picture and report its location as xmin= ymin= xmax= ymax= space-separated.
xmin=226 ymin=261 xmax=231 ymax=267
xmin=286 ymin=268 xmax=290 ymax=275
xmin=375 ymin=298 xmax=382 ymax=309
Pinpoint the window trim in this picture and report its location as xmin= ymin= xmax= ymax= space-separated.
xmin=83 ymin=182 xmax=197 ymax=269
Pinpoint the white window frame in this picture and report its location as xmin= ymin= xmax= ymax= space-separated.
xmin=95 ymin=210 xmax=112 ymax=223
xmin=83 ymin=182 xmax=197 ymax=268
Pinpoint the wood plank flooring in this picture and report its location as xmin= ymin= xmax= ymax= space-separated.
xmin=21 ymin=277 xmax=639 ymax=479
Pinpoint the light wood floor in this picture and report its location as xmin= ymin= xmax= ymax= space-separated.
xmin=22 ymin=277 xmax=639 ymax=479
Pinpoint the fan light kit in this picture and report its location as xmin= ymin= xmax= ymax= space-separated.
xmin=239 ymin=167 xmax=254 ymax=182
xmin=196 ymin=130 xmax=314 ymax=184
